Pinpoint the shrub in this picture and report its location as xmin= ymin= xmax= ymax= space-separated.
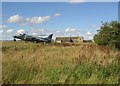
xmin=94 ymin=21 xmax=120 ymax=49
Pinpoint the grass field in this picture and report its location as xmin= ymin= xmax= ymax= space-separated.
xmin=2 ymin=41 xmax=120 ymax=84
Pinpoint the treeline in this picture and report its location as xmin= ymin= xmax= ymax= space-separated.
xmin=94 ymin=21 xmax=120 ymax=49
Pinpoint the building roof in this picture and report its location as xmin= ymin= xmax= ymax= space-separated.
xmin=55 ymin=36 xmax=84 ymax=40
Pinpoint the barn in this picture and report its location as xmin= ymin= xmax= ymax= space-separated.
xmin=55 ymin=36 xmax=84 ymax=43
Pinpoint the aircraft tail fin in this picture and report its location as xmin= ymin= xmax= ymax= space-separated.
xmin=48 ymin=34 xmax=53 ymax=39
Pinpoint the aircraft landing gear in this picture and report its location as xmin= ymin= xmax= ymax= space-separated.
xmin=13 ymin=38 xmax=16 ymax=41
xmin=35 ymin=40 xmax=38 ymax=43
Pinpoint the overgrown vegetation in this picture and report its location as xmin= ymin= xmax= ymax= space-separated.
xmin=94 ymin=21 xmax=120 ymax=49
xmin=2 ymin=41 xmax=120 ymax=84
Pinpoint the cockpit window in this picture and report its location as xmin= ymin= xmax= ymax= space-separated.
xmin=19 ymin=33 xmax=26 ymax=35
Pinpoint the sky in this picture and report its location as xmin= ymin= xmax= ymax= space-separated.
xmin=1 ymin=2 xmax=118 ymax=40
xmin=1 ymin=0 xmax=120 ymax=2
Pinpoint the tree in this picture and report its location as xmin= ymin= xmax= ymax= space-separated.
xmin=94 ymin=21 xmax=120 ymax=49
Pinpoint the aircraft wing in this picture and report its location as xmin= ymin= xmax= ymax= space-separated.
xmin=35 ymin=37 xmax=47 ymax=42
xmin=31 ymin=35 xmax=52 ymax=42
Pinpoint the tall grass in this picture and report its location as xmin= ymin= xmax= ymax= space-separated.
xmin=2 ymin=41 xmax=120 ymax=84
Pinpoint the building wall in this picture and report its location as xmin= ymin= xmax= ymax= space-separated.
xmin=55 ymin=36 xmax=84 ymax=43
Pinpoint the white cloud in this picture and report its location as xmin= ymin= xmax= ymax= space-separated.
xmin=6 ymin=29 xmax=13 ymax=34
xmin=32 ymin=32 xmax=37 ymax=36
xmin=54 ymin=13 xmax=61 ymax=17
xmin=26 ymin=16 xmax=51 ymax=24
xmin=0 ymin=30 xmax=4 ymax=33
xmin=32 ymin=32 xmax=47 ymax=36
xmin=86 ymin=31 xmax=92 ymax=35
xmin=43 ymin=16 xmax=51 ymax=20
xmin=7 ymin=15 xmax=23 ymax=23
xmin=39 ymin=29 xmax=44 ymax=32
xmin=56 ymin=30 xmax=61 ymax=33
xmin=31 ymin=28 xmax=45 ymax=35
xmin=26 ymin=17 xmax=39 ymax=24
xmin=65 ymin=28 xmax=76 ymax=32
xmin=69 ymin=0 xmax=116 ymax=3
xmin=17 ymin=29 xmax=26 ymax=34
xmin=69 ymin=0 xmax=86 ymax=3
xmin=7 ymin=14 xmax=53 ymax=26
xmin=26 ymin=18 xmax=30 ymax=21
xmin=88 ymin=36 xmax=93 ymax=40
xmin=0 ymin=25 xmax=7 ymax=29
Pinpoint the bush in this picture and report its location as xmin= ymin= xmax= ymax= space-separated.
xmin=94 ymin=21 xmax=120 ymax=49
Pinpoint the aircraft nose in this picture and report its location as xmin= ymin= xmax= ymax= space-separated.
xmin=13 ymin=36 xmax=17 ymax=38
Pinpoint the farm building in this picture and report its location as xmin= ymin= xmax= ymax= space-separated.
xmin=55 ymin=36 xmax=84 ymax=43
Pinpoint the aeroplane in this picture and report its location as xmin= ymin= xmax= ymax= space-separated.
xmin=13 ymin=33 xmax=53 ymax=43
